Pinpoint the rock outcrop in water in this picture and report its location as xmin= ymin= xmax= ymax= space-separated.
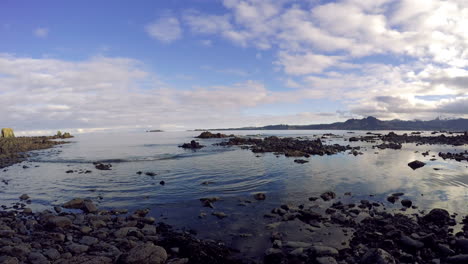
xmin=218 ymin=136 xmax=352 ymax=158
xmin=1 ymin=128 xmax=15 ymax=138
xmin=179 ymin=140 xmax=205 ymax=149
xmin=351 ymin=132 xmax=468 ymax=147
xmin=438 ymin=151 xmax=468 ymax=162
xmin=195 ymin=131 xmax=233 ymax=139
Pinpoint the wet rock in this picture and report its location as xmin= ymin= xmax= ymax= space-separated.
xmin=401 ymin=199 xmax=412 ymax=208
xmin=47 ymin=216 xmax=72 ymax=228
xmin=27 ymin=252 xmax=48 ymax=264
xmin=79 ymin=236 xmax=98 ymax=246
xmin=284 ymin=241 xmax=312 ymax=248
xmin=320 ymin=191 xmax=336 ymax=201
xmin=178 ymin=140 xmax=204 ymax=149
xmin=22 ymin=208 xmax=32 ymax=214
xmin=43 ymin=248 xmax=60 ymax=260
xmin=264 ymin=248 xmax=284 ymax=264
xmin=294 ymin=159 xmax=308 ymax=164
xmin=67 ymin=243 xmax=89 ymax=254
xmin=254 ymin=193 xmax=266 ymax=200
xmin=423 ymin=208 xmax=450 ymax=226
xmin=83 ymin=200 xmax=98 ymax=213
xmin=408 ymin=160 xmax=425 ymax=170
xmin=119 ymin=242 xmax=167 ymax=264
xmin=159 ymin=181 xmax=165 ymax=185
xmin=63 ymin=198 xmax=84 ymax=209
xmin=19 ymin=194 xmax=29 ymax=200
xmin=212 ymin=212 xmax=227 ymax=219
xmin=309 ymin=245 xmax=338 ymax=257
xmin=360 ymin=248 xmax=396 ymax=264
xmin=455 ymin=239 xmax=468 ymax=253
xmin=447 ymin=255 xmax=468 ymax=263
xmin=94 ymin=162 xmax=112 ymax=170
xmin=315 ymin=256 xmax=338 ymax=264
xmin=400 ymin=235 xmax=424 ymax=250
xmin=145 ymin=172 xmax=157 ymax=176
xmin=196 ymin=131 xmax=231 ymax=139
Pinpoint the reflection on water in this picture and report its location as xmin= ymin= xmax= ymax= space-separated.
xmin=0 ymin=130 xmax=467 ymax=257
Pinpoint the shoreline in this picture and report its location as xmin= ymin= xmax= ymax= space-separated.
xmin=0 ymin=136 xmax=72 ymax=169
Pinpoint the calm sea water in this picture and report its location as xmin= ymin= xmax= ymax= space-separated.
xmin=1 ymin=130 xmax=467 ymax=258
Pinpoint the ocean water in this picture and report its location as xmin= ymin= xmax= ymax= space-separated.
xmin=1 ymin=130 xmax=467 ymax=258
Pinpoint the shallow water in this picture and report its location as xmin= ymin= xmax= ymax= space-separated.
xmin=1 ymin=130 xmax=467 ymax=259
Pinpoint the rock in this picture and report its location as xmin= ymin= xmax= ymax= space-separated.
xmin=212 ymin=212 xmax=227 ymax=219
xmin=145 ymin=172 xmax=157 ymax=176
xmin=53 ymin=206 xmax=62 ymax=213
xmin=43 ymin=248 xmax=60 ymax=260
xmin=19 ymin=194 xmax=29 ymax=200
xmin=159 ymin=180 xmax=165 ymax=185
xmin=447 ymin=255 xmax=468 ymax=263
xmin=455 ymin=239 xmax=468 ymax=253
xmin=294 ymin=159 xmax=308 ymax=164
xmin=79 ymin=236 xmax=98 ymax=246
xmin=1 ymin=128 xmax=15 ymax=138
xmin=94 ymin=162 xmax=112 ymax=170
xmin=320 ymin=191 xmax=336 ymax=201
xmin=83 ymin=200 xmax=98 ymax=213
xmin=408 ymin=160 xmax=425 ymax=170
xmin=63 ymin=198 xmax=84 ymax=209
xmin=27 ymin=252 xmax=48 ymax=264
xmin=114 ymin=227 xmax=138 ymax=238
xmin=22 ymin=208 xmax=32 ymax=214
xmin=400 ymin=235 xmax=424 ymax=250
xmin=264 ymin=248 xmax=284 ymax=264
xmin=437 ymin=243 xmax=455 ymax=256
xmin=284 ymin=241 xmax=312 ymax=248
xmin=179 ymin=140 xmax=204 ymax=149
xmin=64 ymin=256 xmax=112 ymax=264
xmin=309 ymin=245 xmax=339 ymax=257
xmin=360 ymin=248 xmax=396 ymax=264
xmin=47 ymin=216 xmax=72 ymax=228
xmin=120 ymin=242 xmax=167 ymax=264
xmin=401 ymin=199 xmax=412 ymax=208
xmin=67 ymin=243 xmax=89 ymax=254
xmin=254 ymin=193 xmax=266 ymax=200
xmin=386 ymin=196 xmax=397 ymax=203
xmin=196 ymin=131 xmax=231 ymax=139
xmin=423 ymin=208 xmax=450 ymax=225
xmin=316 ymin=256 xmax=338 ymax=264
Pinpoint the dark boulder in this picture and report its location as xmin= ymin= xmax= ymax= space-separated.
xmin=408 ymin=160 xmax=425 ymax=170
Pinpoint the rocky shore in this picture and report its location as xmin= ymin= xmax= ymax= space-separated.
xmin=0 ymin=136 xmax=72 ymax=169
xmin=350 ymin=132 xmax=468 ymax=146
xmin=0 ymin=198 xmax=242 ymax=264
xmin=259 ymin=192 xmax=468 ymax=264
xmin=217 ymin=136 xmax=353 ymax=158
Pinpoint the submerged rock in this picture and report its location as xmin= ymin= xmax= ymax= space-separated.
xmin=94 ymin=162 xmax=112 ymax=170
xmin=254 ymin=193 xmax=266 ymax=200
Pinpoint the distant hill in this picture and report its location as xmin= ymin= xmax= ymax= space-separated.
xmin=197 ymin=117 xmax=468 ymax=131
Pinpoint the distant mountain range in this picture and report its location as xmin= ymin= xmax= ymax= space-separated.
xmin=197 ymin=117 xmax=468 ymax=131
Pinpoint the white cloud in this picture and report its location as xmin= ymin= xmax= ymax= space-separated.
xmin=178 ymin=0 xmax=468 ymax=119
xmin=34 ymin=27 xmax=49 ymax=38
xmin=0 ymin=54 xmax=332 ymax=133
xmin=145 ymin=16 xmax=182 ymax=43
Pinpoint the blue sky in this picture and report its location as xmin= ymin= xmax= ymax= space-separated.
xmin=1 ymin=0 xmax=467 ymax=134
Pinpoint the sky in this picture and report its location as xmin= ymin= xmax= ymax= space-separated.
xmin=1 ymin=0 xmax=467 ymax=134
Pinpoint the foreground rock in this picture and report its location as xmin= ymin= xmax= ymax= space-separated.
xmin=262 ymin=195 xmax=468 ymax=264
xmin=218 ymin=136 xmax=352 ymax=158
xmin=62 ymin=198 xmax=98 ymax=213
xmin=0 ymin=203 xmax=241 ymax=264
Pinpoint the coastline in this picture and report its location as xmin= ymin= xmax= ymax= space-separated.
xmin=0 ymin=136 xmax=72 ymax=169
